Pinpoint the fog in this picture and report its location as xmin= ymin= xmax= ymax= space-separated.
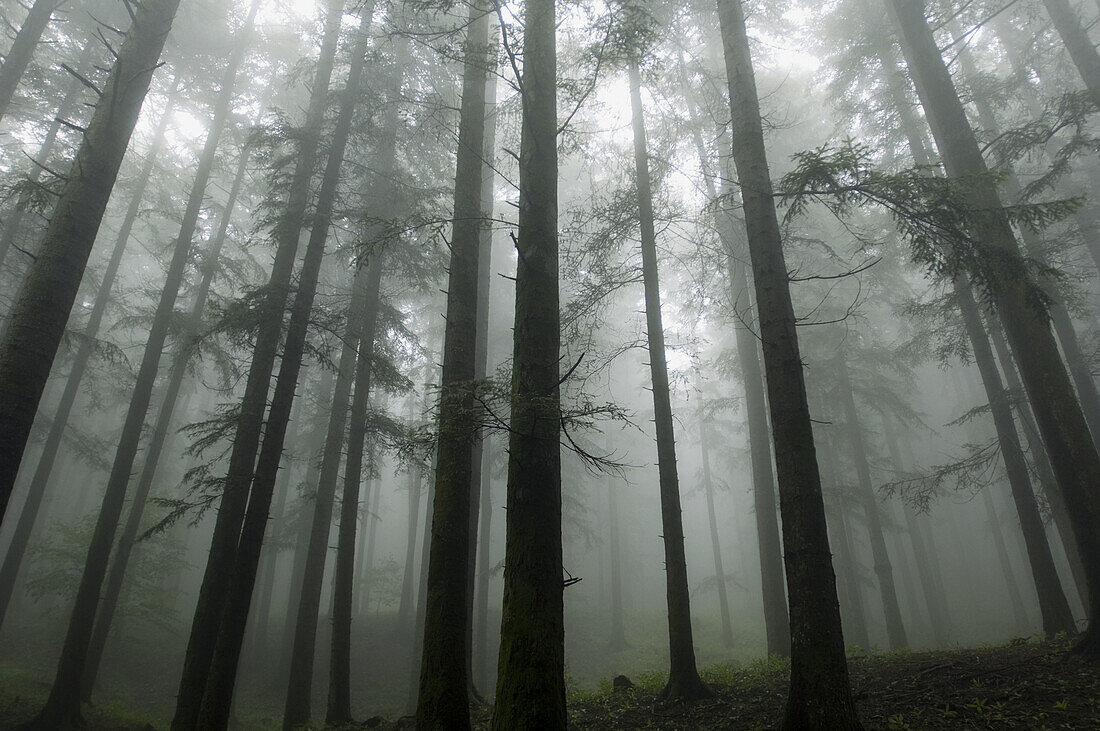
xmin=0 ymin=0 xmax=1096 ymax=728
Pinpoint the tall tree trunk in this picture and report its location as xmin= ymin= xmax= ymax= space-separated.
xmin=627 ymin=61 xmax=709 ymax=702
xmin=0 ymin=0 xmax=59 ymax=123
xmin=407 ymin=460 xmax=435 ymax=717
xmin=836 ymin=356 xmax=908 ymax=649
xmin=467 ymin=43 xmax=498 ymax=703
xmin=28 ymin=3 xmax=256 ymax=721
xmin=954 ymin=277 xmax=1075 ymax=634
xmin=0 ymin=0 xmax=180 ymax=533
xmin=678 ymin=49 xmax=790 ymax=657
xmin=81 ymin=133 xmax=258 ymax=702
xmin=0 ymin=77 xmax=179 ymax=634
xmin=716 ymin=2 xmax=860 ymax=726
xmin=986 ymin=322 xmax=1089 ymax=603
xmin=489 ymin=0 xmax=566 ymax=724
xmin=888 ymin=0 xmax=1100 ymax=656
xmin=326 ymin=257 xmax=384 ymax=726
xmin=193 ymin=18 xmax=372 ymax=728
xmin=417 ymin=5 xmax=491 ymax=726
xmin=0 ymin=40 xmax=94 ymax=273
xmin=169 ymin=2 xmax=346 ymax=725
xmin=282 ymin=256 xmax=373 ymax=731
xmin=699 ymin=415 xmax=733 ymax=647
xmin=880 ymin=418 xmax=952 ymax=645
xmin=1042 ymin=0 xmax=1100 ymax=107
xmin=397 ymin=443 xmax=424 ymax=635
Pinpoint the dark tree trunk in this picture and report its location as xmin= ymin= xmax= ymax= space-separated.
xmin=986 ymin=323 xmax=1089 ymax=603
xmin=716 ymin=2 xmax=860 ymax=726
xmin=407 ymin=463 xmax=435 ymax=716
xmin=489 ymin=0 xmax=566 ymax=725
xmin=0 ymin=41 xmax=94 ymax=273
xmin=282 ymin=254 xmax=374 ymax=731
xmin=0 ymin=0 xmax=179 ymax=535
xmin=1042 ymin=0 xmax=1100 ymax=107
xmin=326 ymin=257 xmax=384 ymax=726
xmin=627 ymin=61 xmax=709 ymax=703
xmin=28 ymin=2 xmax=256 ymax=718
xmin=0 ymin=78 xmax=179 ymax=634
xmin=82 ymin=133 xmax=257 ymax=702
xmin=169 ymin=2 xmax=345 ymax=726
xmin=0 ymin=0 xmax=59 ymax=123
xmin=836 ymin=356 xmax=908 ymax=649
xmin=889 ymin=0 xmax=1100 ymax=656
xmin=699 ymin=416 xmax=733 ymax=647
xmin=417 ymin=5 xmax=491 ymax=726
xmin=680 ymin=56 xmax=789 ymax=656
xmin=193 ymin=17 xmax=372 ymax=729
xmin=397 ymin=448 xmax=424 ymax=636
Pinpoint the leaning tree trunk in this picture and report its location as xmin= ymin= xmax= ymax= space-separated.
xmin=0 ymin=77 xmax=179 ymax=635
xmin=0 ymin=0 xmax=60 ymax=123
xmin=282 ymin=254 xmax=373 ymax=731
xmin=82 ymin=134 xmax=259 ymax=702
xmin=699 ymin=414 xmax=734 ymax=647
xmin=326 ymin=257 xmax=384 ymax=726
xmin=28 ymin=3 xmax=257 ymax=721
xmin=889 ymin=0 xmax=1100 ymax=655
xmin=627 ymin=61 xmax=710 ymax=703
xmin=417 ymin=5 xmax=491 ymax=727
xmin=716 ymin=1 xmax=860 ymax=726
xmin=489 ymin=0 xmax=566 ymax=725
xmin=836 ymin=356 xmax=908 ymax=649
xmin=983 ymin=488 xmax=1032 ymax=632
xmin=0 ymin=0 xmax=180 ymax=534
xmin=193 ymin=19 xmax=372 ymax=729
xmin=681 ymin=67 xmax=789 ymax=655
xmin=169 ymin=3 xmax=345 ymax=726
xmin=1042 ymin=0 xmax=1100 ymax=108
xmin=951 ymin=279 xmax=1077 ymax=635
xmin=0 ymin=41 xmax=94 ymax=273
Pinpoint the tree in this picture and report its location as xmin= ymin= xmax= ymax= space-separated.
xmin=715 ymin=1 xmax=861 ymax=727
xmin=0 ymin=0 xmax=180 ymax=534
xmin=417 ymin=3 xmax=492 ymax=725
xmin=0 ymin=0 xmax=62 ymax=123
xmin=169 ymin=3 xmax=346 ymax=726
xmin=887 ymin=0 xmax=1100 ymax=656
xmin=627 ymin=60 xmax=710 ymax=702
xmin=489 ymin=0 xmax=567 ymax=724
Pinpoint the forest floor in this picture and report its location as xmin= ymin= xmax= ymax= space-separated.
xmin=0 ymin=635 xmax=1097 ymax=729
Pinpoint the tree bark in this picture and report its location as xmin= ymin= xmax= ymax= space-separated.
xmin=716 ymin=1 xmax=860 ymax=726
xmin=0 ymin=76 xmax=179 ymax=635
xmin=489 ymin=0 xmax=566 ymax=724
xmin=628 ymin=61 xmax=709 ymax=702
xmin=192 ymin=16 xmax=372 ymax=728
xmin=169 ymin=2 xmax=346 ymax=726
xmin=326 ymin=257 xmax=384 ymax=726
xmin=836 ymin=355 xmax=908 ymax=649
xmin=0 ymin=0 xmax=180 ymax=535
xmin=417 ymin=4 xmax=491 ymax=726
xmin=1042 ymin=0 xmax=1100 ymax=108
xmin=983 ymin=488 xmax=1032 ymax=632
xmin=818 ymin=442 xmax=870 ymax=650
xmin=28 ymin=3 xmax=256 ymax=721
xmin=888 ymin=0 xmax=1100 ymax=654
xmin=81 ymin=130 xmax=257 ymax=702
xmin=0 ymin=0 xmax=60 ymax=123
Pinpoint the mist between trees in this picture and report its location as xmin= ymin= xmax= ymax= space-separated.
xmin=0 ymin=0 xmax=1097 ymax=729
